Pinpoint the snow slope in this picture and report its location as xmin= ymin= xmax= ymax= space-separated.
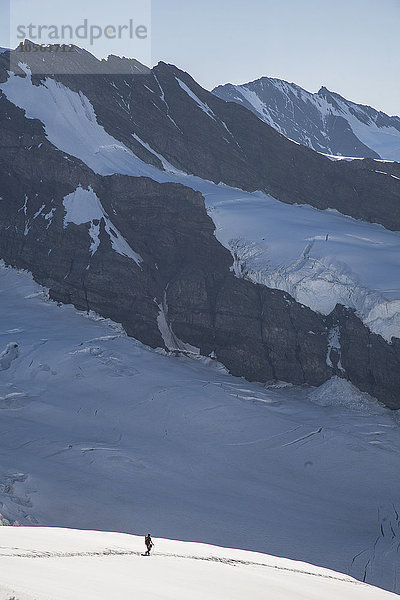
xmin=63 ymin=186 xmax=142 ymax=263
xmin=0 ymin=528 xmax=398 ymax=600
xmin=332 ymin=94 xmax=400 ymax=161
xmin=1 ymin=263 xmax=400 ymax=593
xmin=1 ymin=69 xmax=400 ymax=341
xmin=0 ymin=67 xmax=160 ymax=178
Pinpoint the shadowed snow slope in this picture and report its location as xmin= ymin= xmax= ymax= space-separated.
xmin=0 ymin=528 xmax=398 ymax=600
xmin=1 ymin=263 xmax=400 ymax=593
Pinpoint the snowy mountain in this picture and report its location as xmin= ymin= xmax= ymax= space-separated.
xmin=213 ymin=78 xmax=400 ymax=161
xmin=0 ymin=528 xmax=398 ymax=600
xmin=0 ymin=41 xmax=400 ymax=408
xmin=1 ymin=40 xmax=400 ymax=596
xmin=2 ymin=42 xmax=399 ymax=230
xmin=1 ymin=263 xmax=400 ymax=595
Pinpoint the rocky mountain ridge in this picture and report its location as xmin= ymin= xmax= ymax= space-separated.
xmin=213 ymin=76 xmax=400 ymax=161
xmin=3 ymin=42 xmax=400 ymax=230
xmin=0 ymin=43 xmax=399 ymax=407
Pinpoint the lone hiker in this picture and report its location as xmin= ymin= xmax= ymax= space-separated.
xmin=145 ymin=533 xmax=154 ymax=555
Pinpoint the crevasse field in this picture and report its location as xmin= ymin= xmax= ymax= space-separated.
xmin=1 ymin=263 xmax=400 ymax=596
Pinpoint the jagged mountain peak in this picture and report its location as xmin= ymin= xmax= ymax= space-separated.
xmin=102 ymin=54 xmax=150 ymax=74
xmin=4 ymin=39 xmax=150 ymax=76
xmin=213 ymin=75 xmax=400 ymax=160
xmin=317 ymin=85 xmax=339 ymax=97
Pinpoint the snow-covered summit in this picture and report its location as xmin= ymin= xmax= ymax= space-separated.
xmin=213 ymin=77 xmax=400 ymax=161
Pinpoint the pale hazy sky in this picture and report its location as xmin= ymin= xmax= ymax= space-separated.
xmin=151 ymin=0 xmax=400 ymax=115
xmin=2 ymin=0 xmax=399 ymax=115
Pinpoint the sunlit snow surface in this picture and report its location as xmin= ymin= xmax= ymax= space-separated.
xmin=1 ymin=263 xmax=400 ymax=593
xmin=1 ymin=70 xmax=400 ymax=339
xmin=0 ymin=529 xmax=398 ymax=600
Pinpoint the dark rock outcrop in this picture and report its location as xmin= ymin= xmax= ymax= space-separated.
xmin=329 ymin=307 xmax=400 ymax=410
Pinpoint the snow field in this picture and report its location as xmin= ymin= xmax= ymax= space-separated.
xmin=0 ymin=528 xmax=398 ymax=600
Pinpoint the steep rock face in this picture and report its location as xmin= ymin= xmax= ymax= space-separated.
xmin=1 ymin=44 xmax=399 ymax=232
xmin=213 ymin=77 xmax=400 ymax=161
xmin=330 ymin=307 xmax=400 ymax=410
xmin=166 ymin=275 xmax=330 ymax=386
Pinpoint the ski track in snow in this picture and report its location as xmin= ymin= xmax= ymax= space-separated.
xmin=0 ymin=547 xmax=363 ymax=585
xmin=1 ymin=68 xmax=399 ymax=340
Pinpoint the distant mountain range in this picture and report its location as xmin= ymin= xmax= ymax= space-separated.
xmin=213 ymin=78 xmax=400 ymax=161
xmin=2 ymin=42 xmax=400 ymax=597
